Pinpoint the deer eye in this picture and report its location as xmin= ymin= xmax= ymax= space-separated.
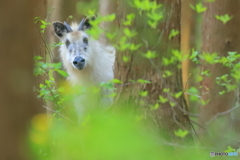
xmin=65 ymin=39 xmax=70 ymax=47
xmin=83 ymin=37 xmax=88 ymax=44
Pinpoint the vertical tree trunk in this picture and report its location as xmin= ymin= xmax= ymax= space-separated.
xmin=199 ymin=0 xmax=240 ymax=147
xmin=0 ymin=0 xmax=45 ymax=159
xmin=199 ymin=1 xmax=240 ymax=126
xmin=182 ymin=0 xmax=202 ymax=111
xmin=114 ymin=0 xmax=192 ymax=141
xmin=99 ymin=0 xmax=117 ymax=44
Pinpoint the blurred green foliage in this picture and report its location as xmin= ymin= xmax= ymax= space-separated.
xmin=29 ymin=111 xmax=216 ymax=160
xmin=32 ymin=0 xmax=240 ymax=159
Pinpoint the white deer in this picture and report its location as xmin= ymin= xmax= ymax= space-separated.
xmin=52 ymin=16 xmax=115 ymax=119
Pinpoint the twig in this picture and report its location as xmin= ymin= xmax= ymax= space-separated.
xmin=185 ymin=92 xmax=202 ymax=98
xmin=190 ymin=119 xmax=207 ymax=130
xmin=160 ymin=139 xmax=213 ymax=150
xmin=42 ymin=105 xmax=74 ymax=124
xmin=207 ymin=105 xmax=240 ymax=126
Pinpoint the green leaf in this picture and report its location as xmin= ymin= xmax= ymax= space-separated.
xmin=172 ymin=49 xmax=182 ymax=61
xmin=99 ymin=82 xmax=115 ymax=90
xmin=126 ymin=13 xmax=135 ymax=20
xmin=56 ymin=69 xmax=68 ymax=77
xmin=158 ymin=95 xmax=168 ymax=103
xmin=200 ymin=52 xmax=219 ymax=64
xmin=170 ymin=102 xmax=176 ymax=107
xmin=163 ymin=70 xmax=172 ymax=78
xmin=169 ymin=29 xmax=179 ymax=39
xmin=226 ymin=84 xmax=237 ymax=92
xmin=123 ymin=28 xmax=137 ymax=38
xmin=137 ymin=79 xmax=151 ymax=84
xmin=189 ymin=49 xmax=199 ymax=63
xmin=215 ymin=14 xmax=233 ymax=24
xmin=122 ymin=13 xmax=135 ymax=26
xmin=123 ymin=56 xmax=130 ymax=62
xmin=200 ymin=99 xmax=210 ymax=105
xmin=147 ymin=11 xmax=163 ymax=22
xmin=190 ymin=3 xmax=207 ymax=13
xmin=174 ymin=91 xmax=183 ymax=98
xmin=51 ymin=42 xmax=64 ymax=48
xmin=162 ymin=57 xmax=173 ymax=66
xmin=219 ymin=90 xmax=226 ymax=95
xmin=128 ymin=80 xmax=135 ymax=84
xmin=147 ymin=20 xmax=158 ymax=29
xmin=129 ymin=43 xmax=141 ymax=51
xmin=87 ymin=9 xmax=96 ymax=16
xmin=139 ymin=91 xmax=148 ymax=97
xmin=224 ymin=146 xmax=236 ymax=153
xmin=102 ymin=14 xmax=116 ymax=22
xmin=39 ymin=83 xmax=45 ymax=88
xmin=201 ymin=70 xmax=212 ymax=77
xmin=86 ymin=26 xmax=103 ymax=39
xmin=111 ymin=79 xmax=122 ymax=84
xmin=105 ymin=32 xmax=116 ymax=40
xmin=143 ymin=50 xmax=157 ymax=59
xmin=163 ymin=88 xmax=170 ymax=93
xmin=40 ymin=25 xmax=46 ymax=29
xmin=150 ymin=103 xmax=160 ymax=110
xmin=174 ymin=129 xmax=189 ymax=138
xmin=40 ymin=20 xmax=47 ymax=25
xmin=195 ymin=74 xmax=203 ymax=82
xmin=118 ymin=37 xmax=130 ymax=51
xmin=34 ymin=56 xmax=43 ymax=61
xmin=34 ymin=17 xmax=40 ymax=24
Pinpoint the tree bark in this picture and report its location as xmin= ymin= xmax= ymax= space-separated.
xmin=199 ymin=0 xmax=240 ymax=148
xmin=114 ymin=0 xmax=192 ymax=141
xmin=182 ymin=0 xmax=202 ymax=112
xmin=199 ymin=1 xmax=240 ymax=126
xmin=0 ymin=0 xmax=45 ymax=159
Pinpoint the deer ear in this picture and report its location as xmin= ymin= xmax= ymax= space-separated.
xmin=83 ymin=15 xmax=96 ymax=30
xmin=78 ymin=15 xmax=96 ymax=31
xmin=52 ymin=22 xmax=68 ymax=38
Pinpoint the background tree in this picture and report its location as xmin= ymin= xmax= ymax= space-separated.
xmin=0 ymin=0 xmax=45 ymax=159
xmin=113 ymin=0 xmax=192 ymax=141
xmin=46 ymin=0 xmax=82 ymax=72
xmin=198 ymin=1 xmax=240 ymax=147
xmin=199 ymin=0 xmax=240 ymax=124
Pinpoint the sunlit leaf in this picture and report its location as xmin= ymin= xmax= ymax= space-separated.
xmin=174 ymin=129 xmax=189 ymax=138
xmin=215 ymin=14 xmax=233 ymax=24
xmin=169 ymin=29 xmax=179 ymax=39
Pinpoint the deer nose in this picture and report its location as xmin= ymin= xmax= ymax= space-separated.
xmin=73 ymin=57 xmax=85 ymax=70
xmin=73 ymin=57 xmax=85 ymax=64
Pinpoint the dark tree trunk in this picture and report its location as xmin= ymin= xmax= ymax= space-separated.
xmin=199 ymin=1 xmax=240 ymax=126
xmin=114 ymin=0 xmax=192 ymax=141
xmin=0 ymin=0 xmax=45 ymax=159
xmin=199 ymin=0 xmax=240 ymax=148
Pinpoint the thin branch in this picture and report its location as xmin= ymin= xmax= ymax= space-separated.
xmin=42 ymin=105 xmax=74 ymax=124
xmin=190 ymin=119 xmax=207 ymax=130
xmin=160 ymin=139 xmax=213 ymax=150
xmin=185 ymin=92 xmax=202 ymax=98
xmin=206 ymin=105 xmax=240 ymax=126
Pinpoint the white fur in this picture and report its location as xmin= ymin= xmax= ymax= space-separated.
xmin=59 ymin=23 xmax=115 ymax=86
xmin=55 ymin=22 xmax=115 ymax=118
